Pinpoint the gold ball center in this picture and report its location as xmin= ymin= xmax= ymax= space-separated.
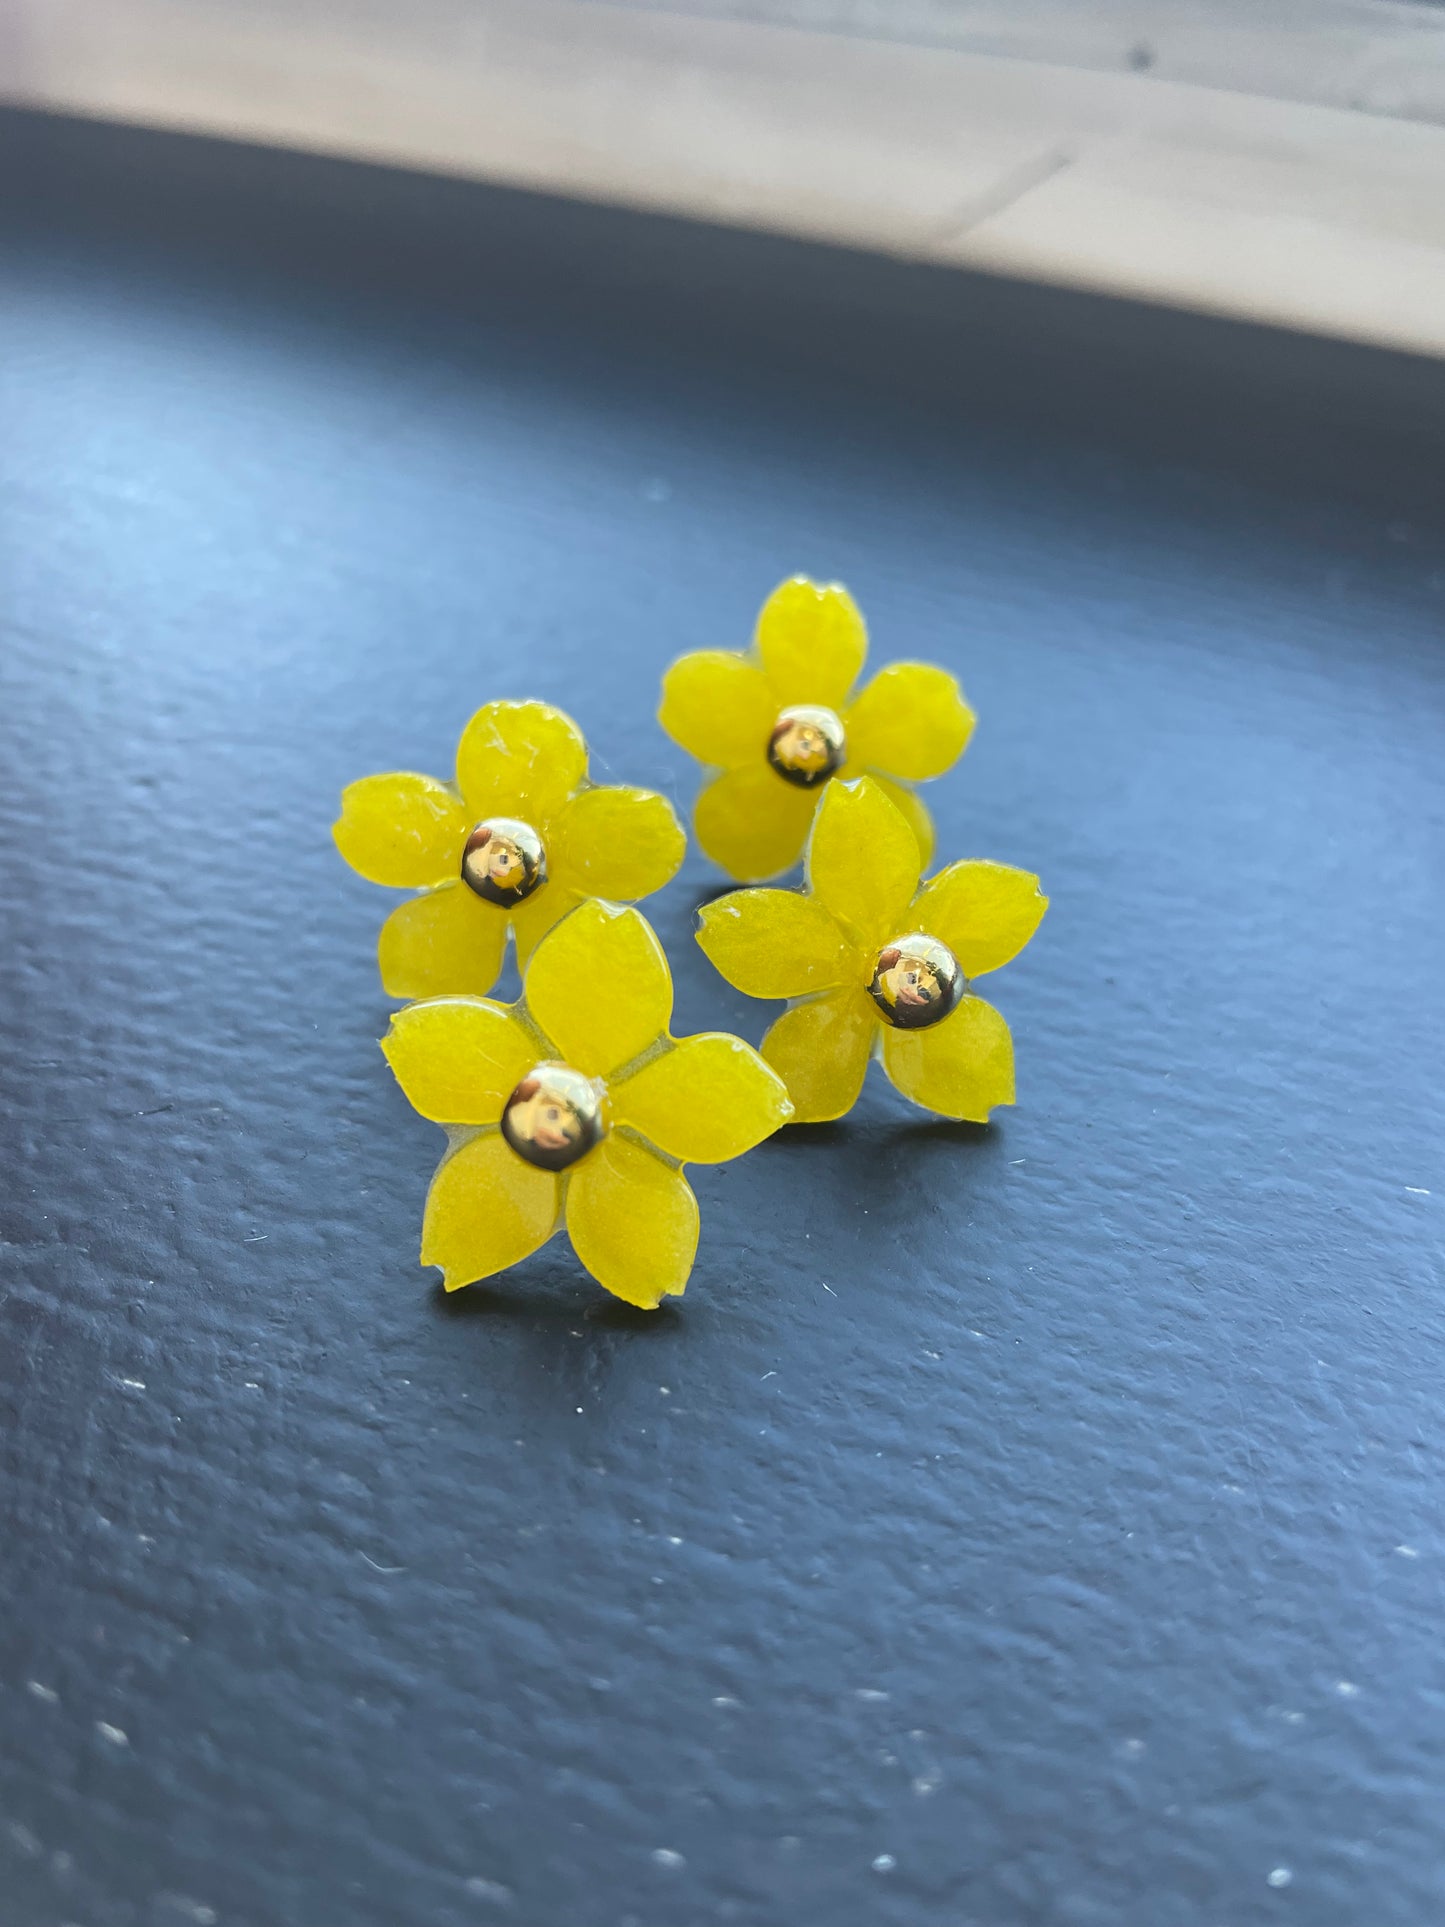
xmin=501 ymin=1062 xmax=607 ymax=1172
xmin=867 ymin=933 xmax=964 ymax=1031
xmin=461 ymin=817 xmax=546 ymax=905
xmin=766 ymin=704 xmax=846 ymax=789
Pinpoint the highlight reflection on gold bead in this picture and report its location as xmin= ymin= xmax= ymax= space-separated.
xmin=500 ymin=1062 xmax=606 ymax=1171
xmin=461 ymin=817 xmax=547 ymax=905
xmin=867 ymin=934 xmax=963 ymax=1031
xmin=766 ymin=704 xmax=847 ymax=789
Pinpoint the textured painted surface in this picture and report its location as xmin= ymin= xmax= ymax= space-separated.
xmin=1 ymin=111 xmax=1444 ymax=1927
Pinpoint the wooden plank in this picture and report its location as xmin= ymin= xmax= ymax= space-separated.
xmin=4 ymin=0 xmax=1445 ymax=355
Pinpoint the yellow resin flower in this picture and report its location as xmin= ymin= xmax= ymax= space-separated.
xmin=334 ymin=700 xmax=686 ymax=999
xmin=659 ymin=575 xmax=975 ymax=883
xmin=697 ymin=777 xmax=1047 ymax=1124
xmin=382 ymin=900 xmax=793 ymax=1307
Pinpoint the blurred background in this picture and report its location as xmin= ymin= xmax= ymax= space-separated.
xmin=6 ymin=0 xmax=1445 ymax=352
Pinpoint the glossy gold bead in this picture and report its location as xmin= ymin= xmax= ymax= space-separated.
xmin=460 ymin=817 xmax=546 ymax=905
xmin=501 ymin=1062 xmax=607 ymax=1172
xmin=867 ymin=933 xmax=964 ymax=1031
xmin=766 ymin=704 xmax=847 ymax=789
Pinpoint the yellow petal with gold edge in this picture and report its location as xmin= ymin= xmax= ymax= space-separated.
xmin=553 ymin=785 xmax=685 ymax=901
xmin=881 ymin=993 xmax=1015 ymax=1121
xmin=382 ymin=998 xmax=537 ymax=1125
xmin=910 ymin=861 xmax=1048 ymax=979
xmin=761 ymin=988 xmax=877 ymax=1125
xmin=454 ymin=700 xmax=587 ymax=822
xmin=613 ymin=1033 xmax=792 ymax=1163
xmin=377 ymin=882 xmax=508 ymax=999
xmin=693 ymin=762 xmax=816 ymax=883
xmin=524 ymin=900 xmax=671 ymax=1077
xmin=566 ymin=1135 xmax=698 ymax=1308
xmin=659 ymin=650 xmax=776 ymax=769
xmin=696 ymin=889 xmax=851 ymax=999
xmin=755 ymin=577 xmax=867 ymax=709
xmin=421 ymin=1129 xmax=561 ymax=1289
xmin=333 ymin=772 xmax=468 ymax=888
xmin=847 ymin=663 xmax=975 ymax=782
xmin=806 ymin=776 xmax=922 ymax=950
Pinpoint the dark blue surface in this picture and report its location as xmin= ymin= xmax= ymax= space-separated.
xmin=1 ymin=110 xmax=1443 ymax=1927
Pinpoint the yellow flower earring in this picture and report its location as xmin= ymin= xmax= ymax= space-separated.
xmin=659 ymin=575 xmax=975 ymax=883
xmin=697 ymin=777 xmax=1047 ymax=1125
xmin=382 ymin=899 xmax=793 ymax=1308
xmin=334 ymin=700 xmax=685 ymax=1000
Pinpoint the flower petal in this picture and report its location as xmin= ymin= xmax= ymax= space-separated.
xmin=881 ymin=994 xmax=1015 ymax=1121
xmin=613 ymin=1034 xmax=792 ymax=1162
xmin=693 ymin=763 xmax=816 ymax=883
xmin=553 ymin=785 xmax=685 ymax=901
xmin=755 ymin=577 xmax=867 ymax=708
xmin=761 ymin=988 xmax=877 ymax=1124
xmin=333 ymin=772 xmax=468 ymax=888
xmin=869 ymin=774 xmax=934 ymax=870
xmin=382 ymin=998 xmax=537 ymax=1125
xmin=524 ymin=900 xmax=671 ymax=1076
xmin=806 ymin=777 xmax=922 ymax=950
xmin=566 ymin=1135 xmax=698 ymax=1308
xmin=911 ymin=861 xmax=1048 ymax=978
xmin=658 ymin=650 xmax=776 ymax=769
xmin=510 ymin=883 xmax=583 ymax=966
xmin=696 ymin=889 xmax=852 ymax=998
xmin=454 ymin=700 xmax=588 ymax=822
xmin=421 ymin=1129 xmax=561 ymax=1290
xmin=377 ymin=882 xmax=509 ymax=1000
xmin=847 ymin=663 xmax=975 ymax=782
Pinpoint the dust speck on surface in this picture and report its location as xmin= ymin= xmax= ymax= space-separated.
xmin=1268 ymin=1867 xmax=1293 ymax=1888
xmin=157 ymin=1894 xmax=220 ymax=1924
xmin=872 ymin=1853 xmax=896 ymax=1873
xmin=464 ymin=1875 xmax=513 ymax=1904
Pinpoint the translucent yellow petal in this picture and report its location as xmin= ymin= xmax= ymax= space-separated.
xmin=381 ymin=998 xmax=537 ymax=1125
xmin=333 ymin=772 xmax=467 ymax=888
xmin=613 ymin=1034 xmax=792 ymax=1163
xmin=658 ymin=650 xmax=776 ymax=769
xmin=510 ymin=883 xmax=582 ymax=966
xmin=566 ymin=1135 xmax=699 ymax=1309
xmin=806 ymin=777 xmax=922 ymax=949
xmin=524 ymin=900 xmax=671 ymax=1076
xmin=868 ymin=774 xmax=934 ymax=870
xmin=693 ymin=763 xmax=816 ymax=884
xmin=911 ymin=861 xmax=1048 ymax=978
xmin=881 ymin=994 xmax=1015 ymax=1121
xmin=377 ymin=881 xmax=509 ymax=1000
xmin=553 ymin=785 xmax=685 ymax=902
xmin=421 ymin=1129 xmax=561 ymax=1290
xmin=846 ymin=663 xmax=975 ymax=782
xmin=695 ymin=889 xmax=852 ymax=998
xmin=761 ymin=989 xmax=877 ymax=1125
xmin=755 ymin=577 xmax=867 ymax=708
xmin=454 ymin=700 xmax=587 ymax=822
